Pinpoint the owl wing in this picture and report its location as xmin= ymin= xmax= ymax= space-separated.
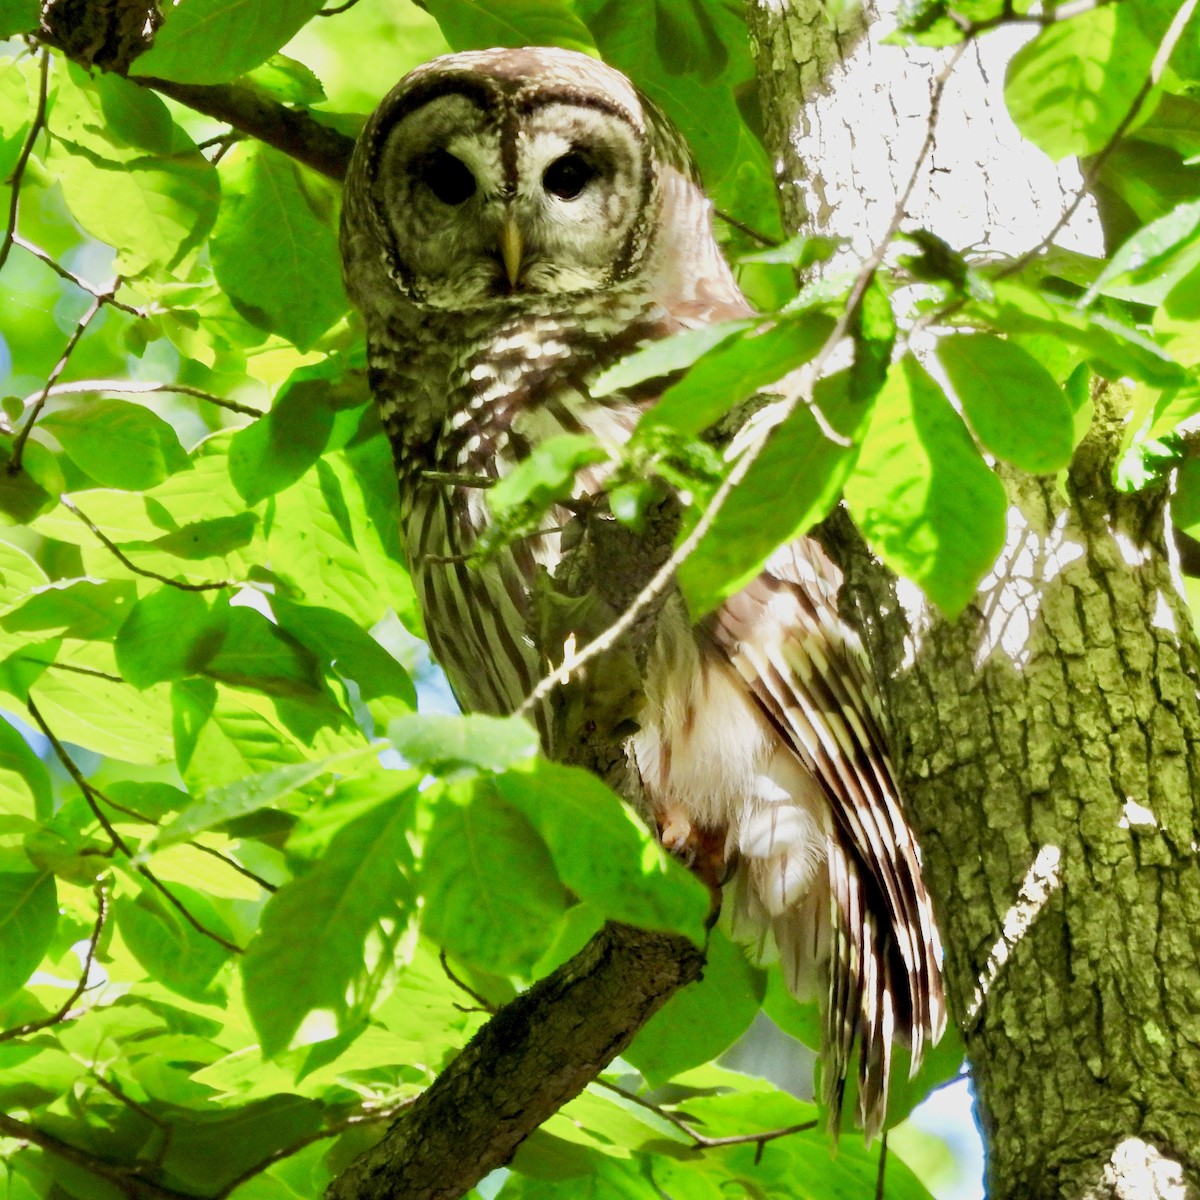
xmin=710 ymin=538 xmax=946 ymax=1137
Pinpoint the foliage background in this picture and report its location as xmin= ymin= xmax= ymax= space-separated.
xmin=0 ymin=0 xmax=1198 ymax=1196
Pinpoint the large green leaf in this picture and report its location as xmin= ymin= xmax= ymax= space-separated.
xmin=1005 ymin=3 xmax=1157 ymax=160
xmin=420 ymin=782 xmax=568 ymax=975
xmin=0 ymin=716 xmax=52 ymax=820
xmin=389 ymin=713 xmax=539 ymax=773
xmin=0 ymin=0 xmax=37 ymax=37
xmin=242 ymin=785 xmax=417 ymax=1057
xmin=496 ymin=761 xmax=710 ymax=943
xmin=41 ymin=400 xmax=190 ymax=492
xmin=210 ymin=145 xmax=348 ymax=350
xmin=115 ymin=587 xmax=215 ymax=689
xmin=625 ymin=929 xmax=765 ymax=1084
xmin=935 ymin=333 xmax=1075 ymax=473
xmin=114 ymin=880 xmax=235 ymax=1002
xmin=51 ymin=72 xmax=219 ymax=275
xmin=424 ymin=0 xmax=595 ymax=51
xmin=0 ymin=871 xmax=56 ymax=1002
xmin=2 ymin=579 xmax=137 ymax=641
xmin=132 ymin=0 xmax=329 ymax=85
xmin=843 ymin=354 xmax=1007 ymax=616
xmin=678 ymin=370 xmax=867 ymax=618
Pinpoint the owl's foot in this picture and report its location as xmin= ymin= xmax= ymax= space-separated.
xmin=657 ymin=809 xmax=732 ymax=903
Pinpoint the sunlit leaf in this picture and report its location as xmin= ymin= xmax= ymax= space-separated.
xmin=936 ymin=332 xmax=1075 ymax=472
xmin=421 ymin=781 xmax=567 ymax=974
xmin=242 ymin=785 xmax=417 ymax=1056
xmin=424 ymin=0 xmax=596 ymax=52
xmin=844 ymin=354 xmax=1007 ymax=616
xmin=132 ymin=0 xmax=330 ymax=84
xmin=211 ymin=145 xmax=347 ymax=349
xmin=497 ymin=761 xmax=710 ymax=943
xmin=0 ymin=871 xmax=56 ymax=1002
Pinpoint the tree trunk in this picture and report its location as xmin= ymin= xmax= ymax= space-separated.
xmin=746 ymin=3 xmax=1200 ymax=1197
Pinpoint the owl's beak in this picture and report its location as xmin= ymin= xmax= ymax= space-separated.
xmin=499 ymin=217 xmax=524 ymax=287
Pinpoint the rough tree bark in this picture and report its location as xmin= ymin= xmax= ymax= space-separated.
xmin=746 ymin=2 xmax=1200 ymax=1197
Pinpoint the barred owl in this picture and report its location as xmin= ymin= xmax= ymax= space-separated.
xmin=340 ymin=46 xmax=945 ymax=1135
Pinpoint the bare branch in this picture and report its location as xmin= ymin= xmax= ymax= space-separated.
xmin=0 ymin=48 xmax=49 ymax=274
xmin=35 ymin=378 xmax=264 ymax=418
xmin=133 ymin=75 xmax=356 ymax=181
xmin=11 ymin=235 xmax=150 ymax=315
xmin=10 ymin=290 xmax=108 ymax=473
xmin=326 ymin=923 xmax=704 ymax=1200
xmin=63 ymin=497 xmax=239 ymax=593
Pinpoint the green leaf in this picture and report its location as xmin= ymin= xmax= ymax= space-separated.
xmin=2 ymin=580 xmax=137 ymax=640
xmin=0 ymin=0 xmax=36 ymax=37
xmin=421 ymin=782 xmax=567 ymax=974
xmin=41 ymin=400 xmax=190 ymax=491
xmin=202 ymin=603 xmax=324 ymax=698
xmin=154 ymin=746 xmax=379 ymax=849
xmin=245 ymin=54 xmax=327 ymax=106
xmin=272 ymin=599 xmax=415 ymax=707
xmin=625 ymin=929 xmax=765 ymax=1084
xmin=424 ymin=0 xmax=596 ymax=52
xmin=210 ymin=145 xmax=347 ymax=350
xmin=132 ymin=0 xmax=329 ymax=85
xmin=0 ymin=871 xmax=56 ymax=1002
xmin=936 ymin=333 xmax=1075 ymax=472
xmin=0 ymin=443 xmax=57 ymax=526
xmin=639 ymin=313 xmax=838 ymax=440
xmin=160 ymin=1097 xmax=324 ymax=1193
xmin=228 ymin=377 xmax=339 ymax=505
xmin=51 ymin=73 xmax=220 ymax=275
xmin=592 ymin=319 xmax=754 ymax=396
xmin=488 ymin=434 xmax=609 ymax=521
xmin=497 ymin=761 xmax=710 ymax=943
xmin=242 ymin=787 xmax=417 ymax=1057
xmin=115 ymin=587 xmax=215 ymax=688
xmin=844 ymin=354 xmax=1007 ymax=616
xmin=0 ymin=717 xmax=52 ymax=820
xmin=389 ymin=713 xmax=539 ymax=773
xmin=114 ymin=880 xmax=235 ymax=1002
xmin=1083 ymin=199 xmax=1200 ymax=305
xmin=978 ymin=280 xmax=1188 ymax=387
xmin=1005 ymin=3 xmax=1156 ymax=160
xmin=678 ymin=370 xmax=867 ymax=618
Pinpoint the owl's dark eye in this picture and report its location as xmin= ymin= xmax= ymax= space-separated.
xmin=543 ymin=153 xmax=595 ymax=200
xmin=420 ymin=150 xmax=476 ymax=205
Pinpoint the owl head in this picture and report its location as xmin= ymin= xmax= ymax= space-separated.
xmin=340 ymin=46 xmax=735 ymax=320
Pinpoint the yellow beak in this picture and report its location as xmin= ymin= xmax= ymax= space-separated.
xmin=499 ymin=217 xmax=523 ymax=287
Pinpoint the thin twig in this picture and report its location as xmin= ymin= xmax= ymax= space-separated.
xmin=11 ymin=235 xmax=149 ymax=316
xmin=319 ymin=0 xmax=363 ymax=13
xmin=210 ymin=1102 xmax=417 ymax=1200
xmin=30 ymin=378 xmax=264 ymax=417
xmin=11 ymin=291 xmax=107 ymax=473
xmin=714 ymin=208 xmax=779 ymax=248
xmin=875 ymin=1130 xmax=888 ymax=1199
xmin=599 ymin=1079 xmax=817 ymax=1152
xmin=0 ymin=48 xmax=49 ymax=273
xmin=0 ymin=881 xmax=107 ymax=1043
xmin=191 ymin=842 xmax=278 ymax=892
xmin=0 ymin=1113 xmax=196 ymax=1200
xmin=25 ymin=696 xmax=243 ymax=955
xmin=439 ymin=948 xmax=497 ymax=1013
xmin=517 ymin=44 xmax=967 ymax=717
xmin=62 ymin=497 xmax=237 ymax=593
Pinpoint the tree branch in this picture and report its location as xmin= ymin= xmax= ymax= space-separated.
xmin=325 ymin=923 xmax=704 ymax=1200
xmin=133 ymin=76 xmax=356 ymax=181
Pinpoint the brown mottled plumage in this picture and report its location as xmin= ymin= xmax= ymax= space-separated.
xmin=340 ymin=46 xmax=945 ymax=1136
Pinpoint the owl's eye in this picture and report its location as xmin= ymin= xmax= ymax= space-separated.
xmin=543 ymin=153 xmax=595 ymax=200
xmin=419 ymin=150 xmax=477 ymax=205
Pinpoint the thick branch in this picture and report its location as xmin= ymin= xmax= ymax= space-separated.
xmin=133 ymin=77 xmax=355 ymax=181
xmin=325 ymin=923 xmax=704 ymax=1200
